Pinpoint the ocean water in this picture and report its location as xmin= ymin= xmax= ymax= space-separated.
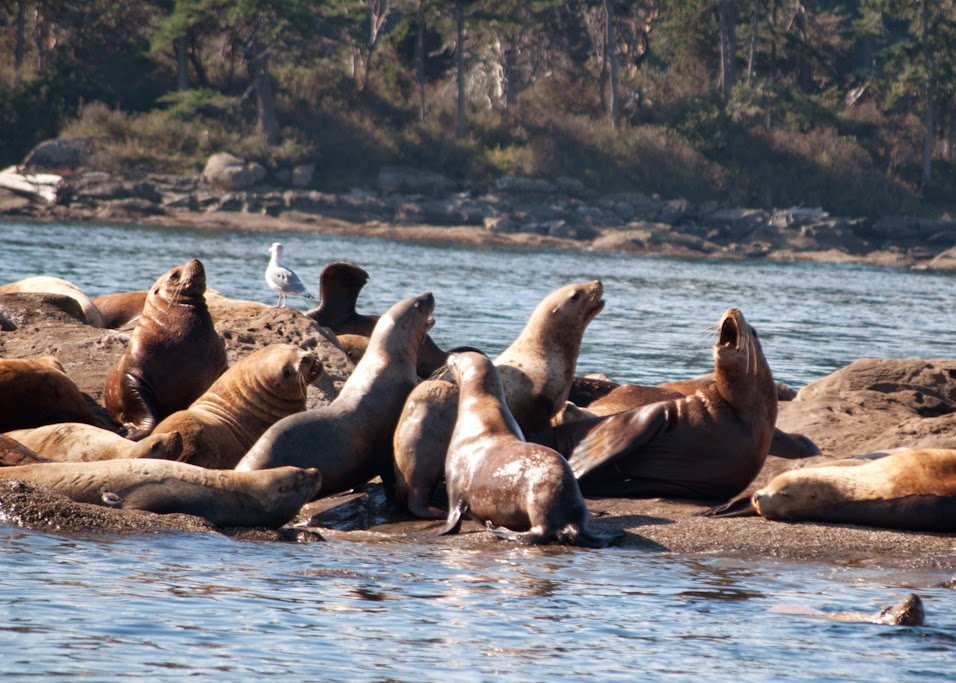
xmin=0 ymin=220 xmax=954 ymax=680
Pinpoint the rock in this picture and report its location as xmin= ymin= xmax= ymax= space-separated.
xmin=202 ymin=153 xmax=267 ymax=191
xmin=292 ymin=164 xmax=315 ymax=188
xmin=494 ymin=175 xmax=557 ymax=194
xmin=378 ymin=166 xmax=453 ymax=195
xmin=925 ymin=246 xmax=956 ymax=270
xmin=21 ymin=137 xmax=94 ymax=171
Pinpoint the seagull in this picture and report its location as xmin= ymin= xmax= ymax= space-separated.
xmin=265 ymin=242 xmax=313 ymax=308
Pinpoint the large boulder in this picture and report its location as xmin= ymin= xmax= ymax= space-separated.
xmin=21 ymin=137 xmax=95 ymax=172
xmin=202 ymin=153 xmax=267 ymax=191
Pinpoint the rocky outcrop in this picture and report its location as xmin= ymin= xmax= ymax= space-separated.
xmin=201 ymin=153 xmax=267 ymax=191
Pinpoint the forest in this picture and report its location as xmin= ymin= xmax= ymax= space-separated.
xmin=1 ymin=1 xmax=954 ymax=217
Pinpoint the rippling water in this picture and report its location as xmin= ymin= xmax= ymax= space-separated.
xmin=1 ymin=220 xmax=954 ymax=680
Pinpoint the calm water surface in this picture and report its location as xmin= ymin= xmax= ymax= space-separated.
xmin=1 ymin=220 xmax=954 ymax=680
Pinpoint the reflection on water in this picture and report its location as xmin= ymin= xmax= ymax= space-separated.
xmin=1 ymin=221 xmax=955 ymax=679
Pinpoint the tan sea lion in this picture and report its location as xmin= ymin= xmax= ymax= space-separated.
xmin=771 ymin=593 xmax=925 ymax=626
xmin=711 ymin=449 xmax=956 ymax=532
xmin=4 ymin=423 xmax=183 ymax=462
xmin=425 ymin=351 xmax=621 ymax=547
xmin=393 ymin=281 xmax=605 ymax=518
xmin=0 ymin=434 xmax=48 ymax=466
xmin=0 ymin=276 xmax=104 ymax=327
xmin=0 ymin=356 xmax=95 ymax=431
xmin=545 ymin=308 xmax=777 ymax=500
xmin=0 ymin=459 xmax=320 ymax=528
xmin=103 ymin=259 xmax=228 ymax=440
xmin=304 ymin=261 xmax=448 ymax=377
xmin=152 ymin=344 xmax=323 ymax=469
xmin=92 ymin=290 xmax=148 ymax=329
xmin=236 ymin=293 xmax=436 ymax=501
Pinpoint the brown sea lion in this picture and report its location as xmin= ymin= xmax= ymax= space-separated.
xmin=711 ymin=449 xmax=956 ymax=532
xmin=0 ymin=459 xmax=320 ymax=528
xmin=392 ymin=280 xmax=605 ymax=518
xmin=152 ymin=344 xmax=323 ymax=469
xmin=304 ymin=261 xmax=448 ymax=377
xmin=236 ymin=293 xmax=436 ymax=501
xmin=92 ymin=290 xmax=148 ymax=329
xmin=545 ymin=308 xmax=777 ymax=500
xmin=0 ymin=434 xmax=48 ymax=466
xmin=4 ymin=423 xmax=184 ymax=462
xmin=425 ymin=351 xmax=621 ymax=547
xmin=579 ymin=376 xmax=819 ymax=460
xmin=0 ymin=356 xmax=95 ymax=431
xmin=103 ymin=259 xmax=228 ymax=441
xmin=0 ymin=276 xmax=104 ymax=327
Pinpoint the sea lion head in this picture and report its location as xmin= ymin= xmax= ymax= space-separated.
xmin=449 ymin=349 xmax=497 ymax=397
xmin=151 ymin=259 xmax=207 ymax=305
xmin=751 ymin=470 xmax=817 ymax=520
xmin=370 ymin=292 xmax=436 ymax=362
xmin=137 ymin=431 xmax=185 ymax=460
xmin=712 ymin=308 xmax=776 ymax=413
xmin=320 ymin=262 xmax=370 ymax=305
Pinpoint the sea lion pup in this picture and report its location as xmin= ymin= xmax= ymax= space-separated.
xmin=393 ymin=280 xmax=605 ymax=518
xmin=104 ymin=259 xmax=228 ymax=441
xmin=236 ymin=293 xmax=437 ymax=501
xmin=151 ymin=345 xmax=323 ymax=469
xmin=92 ymin=290 xmax=148 ymax=329
xmin=0 ymin=356 xmax=96 ymax=431
xmin=0 ymin=460 xmax=321 ymax=528
xmin=425 ymin=351 xmax=621 ymax=548
xmin=5 ymin=423 xmax=184 ymax=462
xmin=304 ymin=261 xmax=449 ymax=377
xmin=0 ymin=276 xmax=105 ymax=328
xmin=549 ymin=308 xmax=777 ymax=500
xmin=710 ymin=449 xmax=956 ymax=532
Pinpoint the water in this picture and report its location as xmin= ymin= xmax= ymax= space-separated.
xmin=1 ymin=220 xmax=955 ymax=680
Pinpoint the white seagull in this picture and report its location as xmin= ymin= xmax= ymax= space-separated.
xmin=265 ymin=242 xmax=313 ymax=308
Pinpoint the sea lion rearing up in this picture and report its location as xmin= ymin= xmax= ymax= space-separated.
xmin=548 ymin=308 xmax=777 ymax=500
xmin=236 ymin=293 xmax=437 ymax=501
xmin=0 ymin=459 xmax=321 ymax=528
xmin=304 ymin=261 xmax=449 ymax=377
xmin=427 ymin=351 xmax=621 ymax=547
xmin=103 ymin=259 xmax=228 ymax=441
xmin=151 ymin=344 xmax=323 ymax=469
xmin=393 ymin=280 xmax=605 ymax=518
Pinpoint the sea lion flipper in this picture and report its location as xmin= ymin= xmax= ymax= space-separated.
xmin=406 ymin=500 xmax=466 ymax=538
xmin=567 ymin=403 xmax=669 ymax=480
xmin=769 ymin=428 xmax=822 ymax=459
xmin=120 ymin=372 xmax=159 ymax=441
xmin=101 ymin=491 xmax=123 ymax=507
xmin=485 ymin=520 xmax=544 ymax=544
xmin=703 ymin=495 xmax=758 ymax=518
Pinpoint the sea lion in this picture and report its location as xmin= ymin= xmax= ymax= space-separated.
xmin=103 ymin=259 xmax=228 ymax=440
xmin=151 ymin=344 xmax=323 ymax=469
xmin=545 ymin=308 xmax=777 ymax=500
xmin=0 ymin=356 xmax=96 ymax=431
xmin=0 ymin=434 xmax=48 ymax=466
xmin=771 ymin=593 xmax=925 ymax=626
xmin=304 ymin=261 xmax=448 ymax=377
xmin=0 ymin=459 xmax=320 ymax=528
xmin=236 ymin=293 xmax=436 ymax=501
xmin=710 ymin=449 xmax=956 ymax=532
xmin=425 ymin=351 xmax=621 ymax=547
xmin=0 ymin=276 xmax=104 ymax=327
xmin=92 ymin=290 xmax=148 ymax=329
xmin=4 ymin=423 xmax=183 ymax=462
xmin=393 ymin=281 xmax=605 ymax=518
xmin=578 ymin=376 xmax=819 ymax=460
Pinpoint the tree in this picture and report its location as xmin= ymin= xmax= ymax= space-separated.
xmin=717 ymin=0 xmax=736 ymax=95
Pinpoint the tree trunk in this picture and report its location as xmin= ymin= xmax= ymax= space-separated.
xmin=604 ymin=0 xmax=619 ymax=127
xmin=456 ymin=1 xmax=466 ymax=138
xmin=14 ymin=0 xmax=26 ymax=81
xmin=175 ymin=37 xmax=189 ymax=90
xmin=718 ymin=0 xmax=737 ymax=96
xmin=769 ymin=0 xmax=777 ymax=87
xmin=747 ymin=0 xmax=760 ymax=85
xmin=245 ymin=41 xmax=281 ymax=146
xmin=920 ymin=0 xmax=934 ymax=183
xmin=187 ymin=31 xmax=209 ymax=87
xmin=416 ymin=0 xmax=426 ymax=122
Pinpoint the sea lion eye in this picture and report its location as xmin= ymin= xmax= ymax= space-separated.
xmin=752 ymin=329 xmax=759 ymax=338
xmin=570 ymin=291 xmax=581 ymax=301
